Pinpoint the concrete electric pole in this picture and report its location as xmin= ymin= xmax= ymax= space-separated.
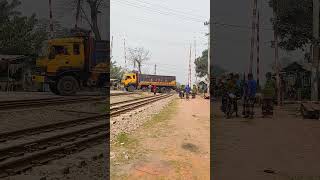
xmin=154 ymin=64 xmax=157 ymax=75
xmin=273 ymin=0 xmax=281 ymax=106
xmin=188 ymin=44 xmax=192 ymax=87
xmin=249 ymin=0 xmax=257 ymax=74
xmin=110 ymin=36 xmax=113 ymax=60
xmin=49 ymin=0 xmax=54 ymax=39
xmin=123 ymin=38 xmax=127 ymax=71
xmin=205 ymin=20 xmax=210 ymax=96
xmin=312 ymin=0 xmax=320 ymax=101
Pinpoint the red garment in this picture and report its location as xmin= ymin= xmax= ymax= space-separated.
xmin=152 ymin=85 xmax=157 ymax=92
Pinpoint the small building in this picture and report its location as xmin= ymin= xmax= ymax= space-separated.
xmin=0 ymin=55 xmax=33 ymax=91
xmin=280 ymin=62 xmax=311 ymax=100
xmin=197 ymin=80 xmax=207 ymax=93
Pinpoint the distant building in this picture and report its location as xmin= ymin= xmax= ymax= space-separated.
xmin=0 ymin=55 xmax=34 ymax=91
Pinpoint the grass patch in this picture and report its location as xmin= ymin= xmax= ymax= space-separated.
xmin=143 ymin=98 xmax=178 ymax=129
xmin=114 ymin=132 xmax=137 ymax=147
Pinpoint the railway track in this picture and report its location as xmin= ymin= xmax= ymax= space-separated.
xmin=0 ymin=94 xmax=173 ymax=178
xmin=0 ymin=92 xmax=139 ymax=110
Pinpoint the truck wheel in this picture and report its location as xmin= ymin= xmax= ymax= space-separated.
xmin=49 ymin=83 xmax=60 ymax=95
xmin=160 ymin=87 xmax=166 ymax=93
xmin=128 ymin=85 xmax=135 ymax=92
xmin=57 ymin=76 xmax=79 ymax=96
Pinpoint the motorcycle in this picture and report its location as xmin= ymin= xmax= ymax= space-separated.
xmin=179 ymin=90 xmax=184 ymax=99
xmin=222 ymin=93 xmax=237 ymax=119
xmin=191 ymin=92 xmax=196 ymax=99
xmin=186 ymin=92 xmax=190 ymax=100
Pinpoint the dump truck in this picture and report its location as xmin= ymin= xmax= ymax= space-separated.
xmin=32 ymin=29 xmax=109 ymax=95
xmin=121 ymin=71 xmax=176 ymax=93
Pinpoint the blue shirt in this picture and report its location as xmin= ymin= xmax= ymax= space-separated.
xmin=185 ymin=86 xmax=191 ymax=93
xmin=246 ymin=80 xmax=257 ymax=97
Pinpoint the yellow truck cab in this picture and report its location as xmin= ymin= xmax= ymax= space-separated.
xmin=32 ymin=30 xmax=109 ymax=95
xmin=122 ymin=72 xmax=176 ymax=92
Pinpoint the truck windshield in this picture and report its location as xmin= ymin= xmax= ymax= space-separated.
xmin=48 ymin=45 xmax=69 ymax=59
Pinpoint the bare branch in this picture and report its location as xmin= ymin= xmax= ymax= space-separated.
xmin=80 ymin=6 xmax=94 ymax=29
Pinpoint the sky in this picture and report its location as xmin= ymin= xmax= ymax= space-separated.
xmin=212 ymin=0 xmax=305 ymax=83
xmin=110 ymin=0 xmax=210 ymax=84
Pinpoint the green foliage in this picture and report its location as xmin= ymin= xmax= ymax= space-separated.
xmin=213 ymin=65 xmax=227 ymax=77
xmin=195 ymin=49 xmax=226 ymax=78
xmin=269 ymin=0 xmax=313 ymax=51
xmin=110 ymin=61 xmax=124 ymax=80
xmin=0 ymin=0 xmax=21 ymax=23
xmin=0 ymin=0 xmax=47 ymax=55
xmin=195 ymin=49 xmax=208 ymax=78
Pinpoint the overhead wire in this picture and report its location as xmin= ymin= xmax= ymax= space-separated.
xmin=111 ymin=0 xmax=205 ymax=23
xmin=126 ymin=0 xmax=207 ymax=20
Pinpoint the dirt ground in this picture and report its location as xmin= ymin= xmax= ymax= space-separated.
xmin=111 ymin=96 xmax=210 ymax=180
xmin=212 ymin=101 xmax=320 ymax=180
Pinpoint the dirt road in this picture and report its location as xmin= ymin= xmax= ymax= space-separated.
xmin=213 ymin=101 xmax=320 ymax=180
xmin=111 ymin=97 xmax=210 ymax=179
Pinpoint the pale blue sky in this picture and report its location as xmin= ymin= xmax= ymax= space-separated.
xmin=110 ymin=0 xmax=210 ymax=84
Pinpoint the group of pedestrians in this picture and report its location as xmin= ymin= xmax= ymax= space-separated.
xmin=219 ymin=72 xmax=276 ymax=119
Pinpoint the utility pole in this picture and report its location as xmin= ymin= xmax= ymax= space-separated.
xmin=49 ymin=0 xmax=54 ymax=39
xmin=256 ymin=9 xmax=260 ymax=87
xmin=250 ymin=0 xmax=257 ymax=74
xmin=75 ymin=0 xmax=81 ymax=28
xmin=110 ymin=36 xmax=113 ymax=60
xmin=273 ymin=0 xmax=281 ymax=106
xmin=154 ymin=64 xmax=157 ymax=75
xmin=205 ymin=20 xmax=210 ymax=95
xmin=312 ymin=0 xmax=320 ymax=101
xmin=194 ymin=39 xmax=197 ymax=84
xmin=189 ymin=44 xmax=192 ymax=87
xmin=123 ymin=38 xmax=127 ymax=71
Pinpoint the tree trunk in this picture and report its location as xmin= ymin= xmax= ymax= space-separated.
xmin=88 ymin=1 xmax=101 ymax=40
xmin=138 ymin=62 xmax=141 ymax=74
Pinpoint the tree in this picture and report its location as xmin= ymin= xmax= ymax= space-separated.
xmin=195 ymin=49 xmax=208 ymax=78
xmin=110 ymin=61 xmax=124 ymax=80
xmin=128 ymin=47 xmax=150 ymax=74
xmin=269 ymin=0 xmax=313 ymax=51
xmin=195 ymin=49 xmax=226 ymax=78
xmin=0 ymin=0 xmax=21 ymax=23
xmin=60 ymin=0 xmax=106 ymax=40
xmin=37 ymin=18 xmax=71 ymax=39
xmin=269 ymin=56 xmax=294 ymax=70
xmin=0 ymin=1 xmax=47 ymax=55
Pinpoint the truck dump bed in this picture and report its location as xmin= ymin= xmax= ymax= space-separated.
xmin=139 ymin=74 xmax=176 ymax=82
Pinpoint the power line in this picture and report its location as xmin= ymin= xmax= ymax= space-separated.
xmin=213 ymin=22 xmax=273 ymax=31
xmin=112 ymin=0 xmax=205 ymax=23
xmin=127 ymin=0 xmax=207 ymax=20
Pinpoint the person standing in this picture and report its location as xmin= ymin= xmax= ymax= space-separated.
xmin=234 ymin=74 xmax=241 ymax=117
xmin=261 ymin=72 xmax=276 ymax=117
xmin=185 ymin=85 xmax=191 ymax=100
xmin=152 ymin=85 xmax=157 ymax=95
xmin=243 ymin=73 xmax=257 ymax=118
